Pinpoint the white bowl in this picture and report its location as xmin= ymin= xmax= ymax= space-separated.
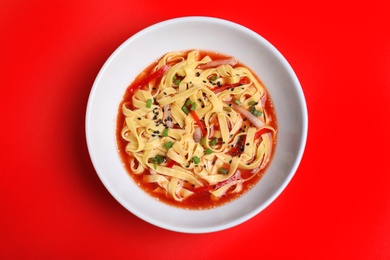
xmin=85 ymin=16 xmax=308 ymax=233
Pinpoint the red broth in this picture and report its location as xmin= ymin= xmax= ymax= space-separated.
xmin=116 ymin=50 xmax=277 ymax=210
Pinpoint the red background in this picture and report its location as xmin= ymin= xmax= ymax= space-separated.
xmin=1 ymin=0 xmax=390 ymax=259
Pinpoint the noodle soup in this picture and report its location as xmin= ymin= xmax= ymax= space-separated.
xmin=116 ymin=50 xmax=277 ymax=209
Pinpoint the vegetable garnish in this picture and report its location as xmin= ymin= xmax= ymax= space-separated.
xmin=212 ymin=77 xmax=249 ymax=94
xmin=209 ymin=138 xmax=218 ymax=146
xmin=209 ymin=75 xmax=218 ymax=81
xmin=250 ymin=106 xmax=262 ymax=116
xmin=219 ymin=168 xmax=228 ymax=175
xmin=205 ymin=148 xmax=213 ymax=154
xmin=128 ymin=64 xmax=170 ymax=95
xmin=190 ymin=110 xmax=207 ymax=137
xmin=164 ymin=141 xmax=174 ymax=149
xmin=192 ymin=156 xmax=200 ymax=164
xmin=223 ymin=106 xmax=232 ymax=112
xmin=150 ymin=154 xmax=166 ymax=169
xmin=254 ymin=128 xmax=272 ymax=140
xmin=184 ymin=99 xmax=207 ymax=137
xmin=162 ymin=128 xmax=169 ymax=137
xmin=146 ymin=98 xmax=152 ymax=108
xmin=165 ymin=159 xmax=176 ymax=168
xmin=173 ymin=75 xmax=183 ymax=85
xmin=181 ymin=105 xmax=190 ymax=115
xmin=191 ymin=102 xmax=197 ymax=111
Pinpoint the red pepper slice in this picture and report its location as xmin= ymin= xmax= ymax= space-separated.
xmin=254 ymin=128 xmax=272 ymax=140
xmin=226 ymin=128 xmax=272 ymax=157
xmin=165 ymin=159 xmax=176 ymax=168
xmin=128 ymin=64 xmax=170 ymax=96
xmin=212 ymin=77 xmax=249 ymax=94
xmin=185 ymin=99 xmax=207 ymax=137
xmin=189 ymin=110 xmax=207 ymax=137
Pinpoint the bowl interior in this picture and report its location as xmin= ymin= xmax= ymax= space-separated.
xmin=86 ymin=16 xmax=308 ymax=233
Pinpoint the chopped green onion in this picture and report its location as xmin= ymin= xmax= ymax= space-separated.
xmin=155 ymin=155 xmax=164 ymax=164
xmin=209 ymin=138 xmax=218 ymax=146
xmin=192 ymin=156 xmax=200 ymax=164
xmin=223 ymin=106 xmax=232 ymax=112
xmin=150 ymin=154 xmax=165 ymax=169
xmin=185 ymin=99 xmax=192 ymax=106
xmin=172 ymin=75 xmax=177 ymax=82
xmin=182 ymin=105 xmax=189 ymax=115
xmin=175 ymin=79 xmax=181 ymax=85
xmin=162 ymin=128 xmax=169 ymax=137
xmin=205 ymin=148 xmax=213 ymax=154
xmin=146 ymin=98 xmax=152 ymax=108
xmin=219 ymin=168 xmax=228 ymax=175
xmin=164 ymin=141 xmax=173 ymax=149
xmin=191 ymin=102 xmax=197 ymax=111
xmin=250 ymin=106 xmax=262 ymax=116
xmin=234 ymin=99 xmax=242 ymax=106
xmin=210 ymin=75 xmax=218 ymax=81
xmin=248 ymin=101 xmax=258 ymax=106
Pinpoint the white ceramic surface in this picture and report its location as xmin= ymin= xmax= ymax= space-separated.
xmin=85 ymin=16 xmax=308 ymax=233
